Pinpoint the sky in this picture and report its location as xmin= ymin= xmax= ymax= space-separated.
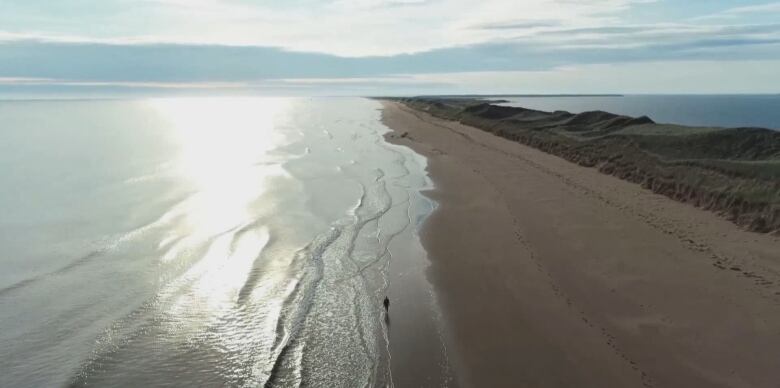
xmin=1 ymin=0 xmax=780 ymax=95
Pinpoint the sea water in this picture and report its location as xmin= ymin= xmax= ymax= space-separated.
xmin=0 ymin=97 xmax=442 ymax=386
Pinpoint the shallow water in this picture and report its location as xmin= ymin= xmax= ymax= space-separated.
xmin=496 ymin=95 xmax=780 ymax=129
xmin=0 ymin=97 xmax=444 ymax=386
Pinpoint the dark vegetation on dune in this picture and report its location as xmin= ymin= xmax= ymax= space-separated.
xmin=388 ymin=97 xmax=780 ymax=233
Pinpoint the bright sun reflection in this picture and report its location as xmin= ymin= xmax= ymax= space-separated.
xmin=147 ymin=97 xmax=292 ymax=238
xmin=144 ymin=97 xmax=295 ymax=336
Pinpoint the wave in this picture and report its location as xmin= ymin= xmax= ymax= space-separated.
xmin=0 ymin=191 xmax=199 ymax=298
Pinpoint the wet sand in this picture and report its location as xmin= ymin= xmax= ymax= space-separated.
xmin=381 ymin=101 xmax=780 ymax=388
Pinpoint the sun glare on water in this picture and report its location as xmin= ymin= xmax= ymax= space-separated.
xmin=143 ymin=97 xmax=294 ymax=318
xmin=148 ymin=97 xmax=291 ymax=238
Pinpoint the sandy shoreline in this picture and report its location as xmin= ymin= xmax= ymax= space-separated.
xmin=381 ymin=101 xmax=780 ymax=387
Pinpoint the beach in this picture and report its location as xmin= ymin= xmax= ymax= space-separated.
xmin=381 ymin=100 xmax=780 ymax=387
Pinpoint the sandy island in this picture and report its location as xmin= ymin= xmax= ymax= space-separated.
xmin=381 ymin=100 xmax=780 ymax=388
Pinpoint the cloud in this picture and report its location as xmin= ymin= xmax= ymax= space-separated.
xmin=330 ymin=0 xmax=431 ymax=9
xmin=0 ymin=0 xmax=655 ymax=56
xmin=1 ymin=32 xmax=779 ymax=86
xmin=1 ymin=0 xmax=779 ymax=94
xmin=471 ymin=20 xmax=562 ymax=30
xmin=692 ymin=2 xmax=780 ymax=21
xmin=408 ymin=60 xmax=780 ymax=94
xmin=722 ymin=2 xmax=780 ymax=14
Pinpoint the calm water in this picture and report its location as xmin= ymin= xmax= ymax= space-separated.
xmin=0 ymin=97 xmax=448 ymax=386
xmin=496 ymin=95 xmax=780 ymax=129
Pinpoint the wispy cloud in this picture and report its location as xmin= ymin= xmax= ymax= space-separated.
xmin=723 ymin=2 xmax=780 ymax=14
xmin=692 ymin=2 xmax=780 ymax=21
xmin=472 ymin=20 xmax=562 ymax=30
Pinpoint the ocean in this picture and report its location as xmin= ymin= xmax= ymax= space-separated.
xmin=495 ymin=95 xmax=780 ymax=129
xmin=0 ymin=97 xmax=448 ymax=386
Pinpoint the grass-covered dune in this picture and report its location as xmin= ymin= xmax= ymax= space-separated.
xmin=390 ymin=97 xmax=780 ymax=233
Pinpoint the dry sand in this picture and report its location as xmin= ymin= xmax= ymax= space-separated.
xmin=381 ymin=101 xmax=780 ymax=388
